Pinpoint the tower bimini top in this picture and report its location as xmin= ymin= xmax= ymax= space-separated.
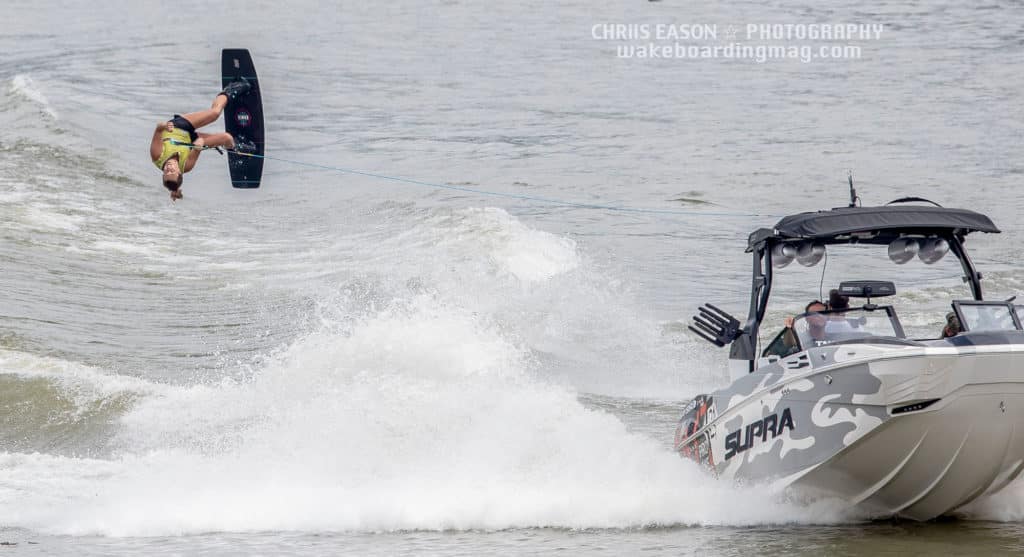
xmin=748 ymin=205 xmax=1000 ymax=251
xmin=688 ymin=200 xmax=1003 ymax=369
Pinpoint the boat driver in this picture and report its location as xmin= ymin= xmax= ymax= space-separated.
xmin=150 ymin=80 xmax=254 ymax=201
xmin=775 ymin=300 xmax=830 ymax=355
xmin=798 ymin=301 xmax=832 ymax=346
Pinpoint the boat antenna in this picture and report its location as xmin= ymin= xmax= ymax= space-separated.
xmin=818 ymin=249 xmax=829 ymax=304
xmin=847 ymin=171 xmax=860 ymax=207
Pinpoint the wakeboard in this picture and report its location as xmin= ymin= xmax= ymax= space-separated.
xmin=221 ymin=48 xmax=265 ymax=188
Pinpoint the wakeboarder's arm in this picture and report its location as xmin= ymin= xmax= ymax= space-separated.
xmin=183 ymin=137 xmax=205 ymax=172
xmin=150 ymin=121 xmax=169 ymax=162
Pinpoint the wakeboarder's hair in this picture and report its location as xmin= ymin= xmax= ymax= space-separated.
xmin=163 ymin=175 xmax=183 ymax=191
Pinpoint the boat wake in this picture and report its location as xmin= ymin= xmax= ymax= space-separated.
xmin=0 ymin=298 xmax=858 ymax=536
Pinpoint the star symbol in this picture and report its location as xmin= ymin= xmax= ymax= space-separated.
xmin=724 ymin=25 xmax=738 ymax=40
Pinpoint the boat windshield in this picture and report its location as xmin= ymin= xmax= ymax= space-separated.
xmin=792 ymin=307 xmax=904 ymax=349
xmin=953 ymin=302 xmax=1023 ymax=332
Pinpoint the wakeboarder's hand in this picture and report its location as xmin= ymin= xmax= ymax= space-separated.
xmin=164 ymin=121 xmax=175 ymax=132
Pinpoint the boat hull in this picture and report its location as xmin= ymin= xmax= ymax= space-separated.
xmin=789 ymin=386 xmax=1024 ymax=520
xmin=676 ymin=336 xmax=1024 ymax=520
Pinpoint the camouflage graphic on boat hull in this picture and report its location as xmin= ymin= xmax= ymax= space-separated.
xmin=676 ymin=345 xmax=889 ymax=480
xmin=675 ymin=340 xmax=1024 ymax=519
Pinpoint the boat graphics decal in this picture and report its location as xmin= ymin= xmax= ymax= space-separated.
xmin=723 ymin=407 xmax=795 ymax=460
xmin=678 ymin=346 xmax=889 ymax=481
xmin=675 ymin=394 xmax=717 ymax=470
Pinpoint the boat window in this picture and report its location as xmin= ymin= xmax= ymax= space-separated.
xmin=952 ymin=301 xmax=1023 ymax=332
xmin=792 ymin=306 xmax=904 ymax=348
xmin=761 ymin=327 xmax=799 ymax=359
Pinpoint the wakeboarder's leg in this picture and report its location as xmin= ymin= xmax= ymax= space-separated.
xmin=195 ymin=131 xmax=235 ymax=149
xmin=180 ymin=95 xmax=228 ymax=130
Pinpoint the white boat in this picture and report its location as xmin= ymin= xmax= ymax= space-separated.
xmin=679 ymin=194 xmax=1024 ymax=520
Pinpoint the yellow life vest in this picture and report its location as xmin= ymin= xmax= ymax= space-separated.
xmin=154 ymin=127 xmax=194 ymax=170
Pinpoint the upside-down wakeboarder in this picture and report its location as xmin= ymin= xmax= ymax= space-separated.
xmin=149 ymin=80 xmax=255 ymax=200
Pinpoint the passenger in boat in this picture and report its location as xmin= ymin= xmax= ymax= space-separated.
xmin=825 ymin=289 xmax=856 ymax=333
xmin=828 ymin=289 xmax=849 ymax=311
xmin=941 ymin=312 xmax=961 ymax=338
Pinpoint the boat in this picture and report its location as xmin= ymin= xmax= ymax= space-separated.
xmin=677 ymin=190 xmax=1024 ymax=520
